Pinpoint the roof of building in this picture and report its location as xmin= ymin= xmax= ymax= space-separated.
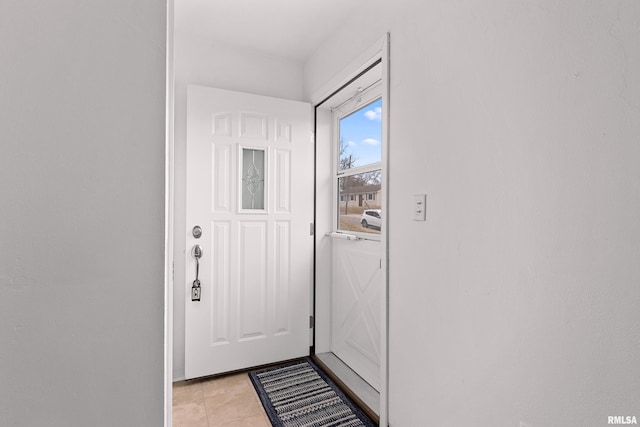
xmin=339 ymin=184 xmax=381 ymax=194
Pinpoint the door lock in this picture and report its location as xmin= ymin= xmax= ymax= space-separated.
xmin=191 ymin=245 xmax=202 ymax=301
xmin=191 ymin=244 xmax=203 ymax=259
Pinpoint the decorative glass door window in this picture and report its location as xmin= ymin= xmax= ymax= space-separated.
xmin=336 ymin=97 xmax=382 ymax=236
xmin=240 ymin=147 xmax=266 ymax=211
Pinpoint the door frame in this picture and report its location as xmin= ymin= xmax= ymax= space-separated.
xmin=310 ymin=34 xmax=390 ymax=427
xmin=164 ymin=0 xmax=175 ymax=426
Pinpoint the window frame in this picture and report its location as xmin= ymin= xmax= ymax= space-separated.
xmin=332 ymin=83 xmax=383 ymax=241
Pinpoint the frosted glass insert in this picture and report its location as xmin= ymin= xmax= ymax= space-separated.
xmin=241 ymin=148 xmax=265 ymax=210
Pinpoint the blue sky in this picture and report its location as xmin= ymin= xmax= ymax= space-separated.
xmin=339 ymin=98 xmax=382 ymax=168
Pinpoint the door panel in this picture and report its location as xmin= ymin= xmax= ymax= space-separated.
xmin=331 ymin=238 xmax=382 ymax=391
xmin=210 ymin=220 xmax=230 ymax=345
xmin=185 ymin=85 xmax=313 ymax=379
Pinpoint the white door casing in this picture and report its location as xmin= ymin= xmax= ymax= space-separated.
xmin=185 ymin=85 xmax=313 ymax=380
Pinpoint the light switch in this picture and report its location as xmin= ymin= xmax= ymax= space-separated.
xmin=413 ymin=194 xmax=426 ymax=221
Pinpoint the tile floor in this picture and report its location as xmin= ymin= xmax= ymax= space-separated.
xmin=172 ymin=373 xmax=271 ymax=427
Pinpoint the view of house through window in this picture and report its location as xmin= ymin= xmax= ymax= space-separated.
xmin=337 ymin=97 xmax=382 ymax=235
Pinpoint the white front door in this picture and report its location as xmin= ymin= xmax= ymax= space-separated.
xmin=184 ymin=85 xmax=313 ymax=380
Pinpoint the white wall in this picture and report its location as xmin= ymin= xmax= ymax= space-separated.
xmin=313 ymin=107 xmax=333 ymax=354
xmin=305 ymin=1 xmax=640 ymax=426
xmin=172 ymin=32 xmax=304 ymax=379
xmin=0 ymin=2 xmax=166 ymax=426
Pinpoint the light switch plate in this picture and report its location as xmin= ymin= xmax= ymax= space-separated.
xmin=413 ymin=194 xmax=426 ymax=221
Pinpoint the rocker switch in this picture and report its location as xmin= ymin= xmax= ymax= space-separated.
xmin=413 ymin=194 xmax=426 ymax=221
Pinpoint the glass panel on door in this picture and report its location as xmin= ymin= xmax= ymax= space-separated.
xmin=338 ymin=98 xmax=382 ymax=171
xmin=337 ymin=97 xmax=382 ymax=236
xmin=241 ymin=148 xmax=266 ymax=210
xmin=337 ymin=170 xmax=382 ymax=235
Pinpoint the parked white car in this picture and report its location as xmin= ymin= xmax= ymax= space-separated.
xmin=360 ymin=209 xmax=382 ymax=229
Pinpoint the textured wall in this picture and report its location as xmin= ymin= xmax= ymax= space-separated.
xmin=0 ymin=2 xmax=166 ymax=425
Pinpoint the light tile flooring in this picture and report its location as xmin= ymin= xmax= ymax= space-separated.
xmin=172 ymin=373 xmax=271 ymax=427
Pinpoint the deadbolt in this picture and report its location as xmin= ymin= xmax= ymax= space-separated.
xmin=192 ymin=225 xmax=202 ymax=239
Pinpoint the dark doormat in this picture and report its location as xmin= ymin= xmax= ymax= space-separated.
xmin=249 ymin=358 xmax=377 ymax=427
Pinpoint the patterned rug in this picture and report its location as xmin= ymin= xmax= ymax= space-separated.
xmin=249 ymin=358 xmax=377 ymax=427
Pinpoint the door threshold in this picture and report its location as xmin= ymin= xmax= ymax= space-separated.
xmin=180 ymin=357 xmax=306 ymax=383
xmin=312 ymin=352 xmax=380 ymax=424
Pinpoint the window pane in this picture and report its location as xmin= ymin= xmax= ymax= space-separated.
xmin=241 ymin=148 xmax=265 ymax=210
xmin=339 ymin=98 xmax=382 ymax=171
xmin=337 ymin=170 xmax=381 ymax=234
